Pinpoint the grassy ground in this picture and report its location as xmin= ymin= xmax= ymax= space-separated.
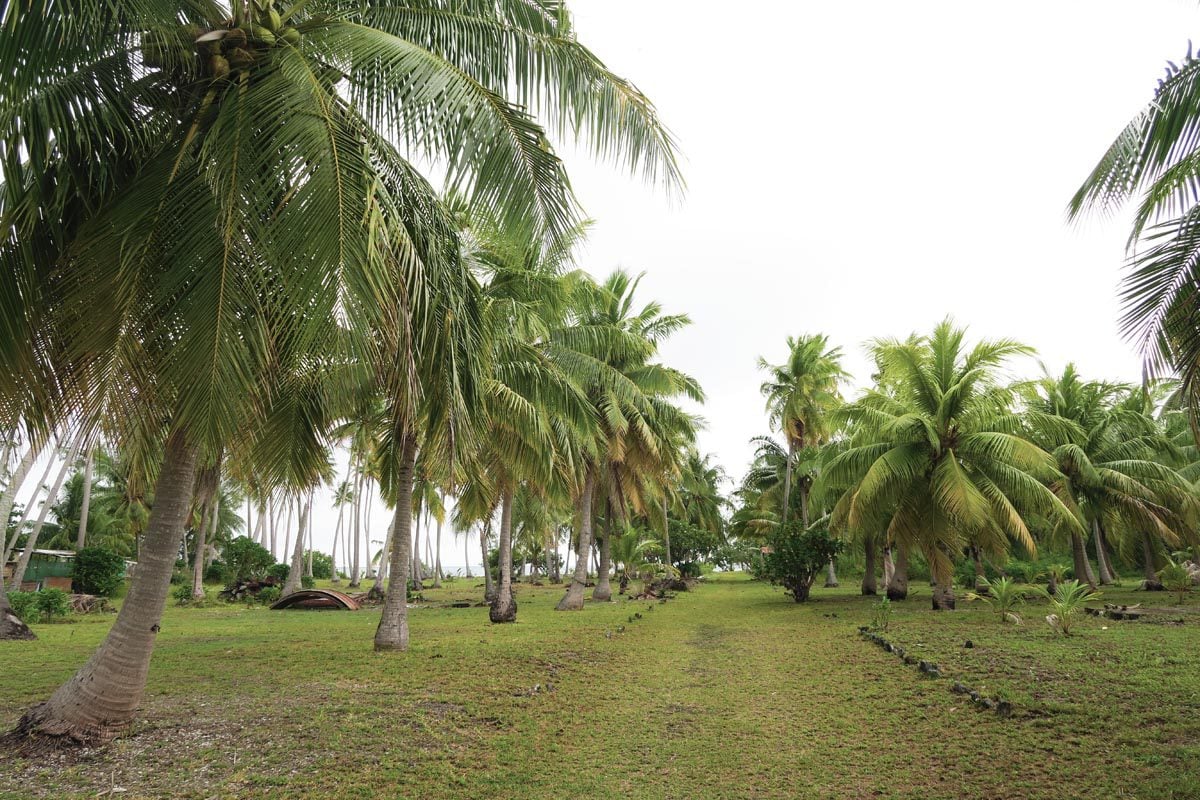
xmin=2 ymin=573 xmax=1199 ymax=799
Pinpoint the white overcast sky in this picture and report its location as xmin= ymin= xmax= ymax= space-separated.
xmin=15 ymin=1 xmax=1199 ymax=573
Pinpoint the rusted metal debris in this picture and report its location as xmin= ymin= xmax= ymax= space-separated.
xmin=269 ymin=588 xmax=361 ymax=611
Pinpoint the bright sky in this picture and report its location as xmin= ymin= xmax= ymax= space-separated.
xmin=11 ymin=2 xmax=1199 ymax=575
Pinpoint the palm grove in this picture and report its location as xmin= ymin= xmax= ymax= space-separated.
xmin=0 ymin=0 xmax=737 ymax=747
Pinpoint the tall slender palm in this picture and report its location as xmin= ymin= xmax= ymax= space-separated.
xmin=827 ymin=321 xmax=1082 ymax=610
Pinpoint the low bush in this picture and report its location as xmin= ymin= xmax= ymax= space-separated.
xmin=72 ymin=547 xmax=126 ymax=596
xmin=6 ymin=591 xmax=37 ymax=623
xmin=759 ymin=520 xmax=844 ymax=602
xmin=204 ymin=561 xmax=230 ymax=585
xmin=12 ymin=588 xmax=72 ymax=622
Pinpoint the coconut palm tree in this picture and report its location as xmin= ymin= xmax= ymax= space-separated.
xmin=1070 ymin=44 xmax=1200 ymax=414
xmin=826 ymin=321 xmax=1082 ymax=610
xmin=758 ymin=334 xmax=847 ymax=586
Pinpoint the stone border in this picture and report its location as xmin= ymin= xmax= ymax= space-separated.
xmin=858 ymin=627 xmax=1013 ymax=718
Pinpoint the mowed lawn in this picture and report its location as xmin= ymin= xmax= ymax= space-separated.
xmin=3 ymin=572 xmax=1200 ymax=799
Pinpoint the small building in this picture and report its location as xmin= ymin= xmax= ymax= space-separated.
xmin=3 ymin=549 xmax=78 ymax=591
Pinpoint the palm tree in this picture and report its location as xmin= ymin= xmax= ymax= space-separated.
xmin=758 ymin=334 xmax=847 ymax=586
xmin=1070 ymin=44 xmax=1200 ymax=415
xmin=4 ymin=0 xmax=680 ymax=732
xmin=1025 ymin=368 xmax=1197 ymax=588
xmin=826 ymin=321 xmax=1082 ymax=610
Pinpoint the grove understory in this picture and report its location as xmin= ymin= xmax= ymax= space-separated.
xmin=3 ymin=573 xmax=1198 ymax=800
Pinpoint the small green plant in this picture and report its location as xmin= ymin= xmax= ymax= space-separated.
xmin=870 ymin=597 xmax=892 ymax=632
xmin=34 ymin=588 xmax=70 ymax=621
xmin=1034 ymin=579 xmax=1101 ymax=636
xmin=1043 ymin=563 xmax=1069 ymax=596
xmin=1158 ymin=559 xmax=1193 ymax=605
xmin=966 ymin=576 xmax=1026 ymax=624
xmin=6 ymin=591 xmax=37 ymax=623
xmin=173 ymin=582 xmax=198 ymax=606
xmin=257 ymin=586 xmax=282 ymax=605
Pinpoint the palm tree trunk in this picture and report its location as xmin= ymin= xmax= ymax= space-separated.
xmin=1093 ymin=519 xmax=1116 ymax=585
xmin=433 ymin=494 xmax=443 ymax=588
xmin=375 ymin=433 xmax=417 ymax=651
xmin=12 ymin=437 xmax=81 ymax=588
xmin=363 ymin=477 xmax=375 ymax=580
xmin=782 ymin=440 xmax=794 ymax=524
xmin=861 ymin=534 xmax=877 ymax=595
xmin=490 ymin=487 xmax=518 ymax=623
xmin=931 ymin=552 xmax=956 ymax=611
xmin=882 ymin=545 xmax=894 ymax=588
xmin=411 ymin=502 xmax=423 ymax=591
xmin=282 ymin=498 xmax=293 ymax=573
xmin=4 ymin=440 xmax=58 ymax=564
xmin=593 ymin=509 xmax=613 ymax=602
xmin=1141 ymin=530 xmax=1164 ymax=590
xmin=281 ymin=497 xmax=309 ymax=597
xmin=971 ymin=545 xmax=986 ymax=591
xmin=481 ymin=518 xmax=494 ymax=602
xmin=268 ymin=494 xmax=277 ymax=556
xmin=0 ymin=443 xmax=36 ymax=540
xmin=190 ymin=497 xmax=213 ymax=600
xmin=557 ymin=468 xmax=595 ymax=611
xmin=13 ymin=429 xmax=198 ymax=744
xmin=75 ymin=447 xmax=94 ymax=551
xmin=349 ymin=469 xmax=362 ymax=587
xmin=330 ymin=503 xmax=343 ymax=584
xmin=661 ymin=495 xmax=671 ymax=569
xmin=464 ymin=529 xmax=472 ymax=578
xmin=545 ymin=530 xmax=554 ymax=583
xmin=375 ymin=514 xmax=394 ymax=592
xmin=885 ymin=543 xmax=909 ymax=600
xmin=1071 ymin=531 xmax=1096 ymax=588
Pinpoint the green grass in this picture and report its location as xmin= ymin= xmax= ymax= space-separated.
xmin=3 ymin=573 xmax=1200 ymax=799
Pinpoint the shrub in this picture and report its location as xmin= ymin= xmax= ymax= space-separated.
xmin=204 ymin=561 xmax=230 ymax=585
xmin=307 ymin=551 xmax=333 ymax=580
xmin=676 ymin=561 xmax=702 ymax=579
xmin=759 ymin=521 xmax=844 ymax=602
xmin=35 ymin=588 xmax=70 ymax=621
xmin=267 ymin=563 xmax=290 ymax=583
xmin=72 ymin=546 xmax=126 ymax=596
xmin=301 ymin=575 xmax=314 ymax=589
xmin=172 ymin=582 xmax=195 ymax=606
xmin=7 ymin=591 xmax=37 ymax=623
xmin=257 ymin=586 xmax=281 ymax=605
xmin=223 ymin=537 xmax=276 ymax=583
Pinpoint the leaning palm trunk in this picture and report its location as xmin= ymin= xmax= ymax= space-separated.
xmin=4 ymin=442 xmax=58 ymax=564
xmin=861 ymin=535 xmax=877 ymax=595
xmin=592 ymin=513 xmax=613 ymax=602
xmin=375 ymin=434 xmax=417 ymax=651
xmin=13 ymin=430 xmax=197 ymax=744
xmin=781 ymin=440 xmax=794 ymax=524
xmin=12 ymin=438 xmax=81 ymax=588
xmin=1093 ymin=520 xmax=1116 ymax=585
xmin=885 ymin=544 xmax=909 ymax=601
xmin=281 ymin=498 xmax=310 ymax=597
xmin=489 ymin=488 xmax=517 ymax=623
xmin=1141 ymin=530 xmax=1164 ymax=590
xmin=433 ymin=495 xmax=444 ymax=588
xmin=0 ymin=443 xmax=36 ymax=543
xmin=190 ymin=495 xmax=218 ymax=600
xmin=661 ymin=496 xmax=672 ymax=569
xmin=75 ymin=447 xmax=94 ymax=550
xmin=556 ymin=469 xmax=595 ymax=611
xmin=330 ymin=503 xmax=344 ymax=584
xmin=412 ymin=506 xmax=424 ymax=591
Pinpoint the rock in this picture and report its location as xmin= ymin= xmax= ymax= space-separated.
xmin=963 ymin=639 xmax=974 ymax=649
xmin=951 ymin=683 xmax=969 ymax=694
xmin=995 ymin=700 xmax=1013 ymax=718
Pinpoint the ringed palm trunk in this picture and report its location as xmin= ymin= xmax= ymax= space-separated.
xmin=13 ymin=430 xmax=198 ymax=744
xmin=1141 ymin=530 xmax=1164 ymax=590
xmin=412 ymin=504 xmax=423 ymax=591
xmin=375 ymin=434 xmax=417 ymax=652
xmin=489 ymin=487 xmax=517 ymax=623
xmin=281 ymin=497 xmax=310 ymax=597
xmin=861 ymin=534 xmax=877 ymax=595
xmin=661 ymin=496 xmax=671 ymax=569
xmin=1093 ymin=519 xmax=1116 ymax=585
xmin=593 ymin=512 xmax=613 ymax=602
xmin=557 ymin=468 xmax=595 ymax=611
xmin=5 ymin=442 xmax=57 ymax=564
xmin=190 ymin=496 xmax=216 ymax=600
xmin=882 ymin=545 xmax=895 ymax=588
xmin=330 ymin=505 xmax=343 ymax=584
xmin=349 ymin=471 xmax=362 ymax=587
xmin=885 ymin=543 xmax=909 ymax=601
xmin=433 ymin=493 xmax=444 ymax=588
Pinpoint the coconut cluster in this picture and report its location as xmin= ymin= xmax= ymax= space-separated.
xmin=143 ymin=1 xmax=302 ymax=80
